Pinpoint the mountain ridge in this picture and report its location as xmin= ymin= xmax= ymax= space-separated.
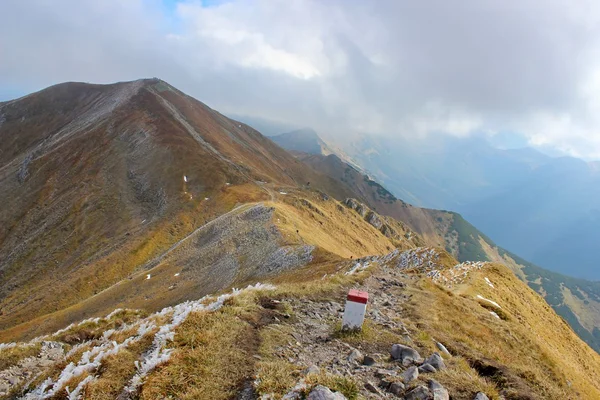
xmin=1 ymin=79 xmax=600 ymax=398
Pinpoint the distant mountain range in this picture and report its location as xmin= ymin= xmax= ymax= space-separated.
xmin=283 ymin=132 xmax=600 ymax=282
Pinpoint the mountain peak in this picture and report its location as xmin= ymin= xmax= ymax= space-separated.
xmin=271 ymin=127 xmax=333 ymax=156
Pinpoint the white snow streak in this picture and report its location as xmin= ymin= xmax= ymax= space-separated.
xmin=122 ymin=283 xmax=275 ymax=395
xmin=476 ymin=295 xmax=501 ymax=309
xmin=21 ymin=283 xmax=274 ymax=399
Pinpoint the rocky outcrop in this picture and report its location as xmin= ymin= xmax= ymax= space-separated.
xmin=343 ymin=198 xmax=416 ymax=244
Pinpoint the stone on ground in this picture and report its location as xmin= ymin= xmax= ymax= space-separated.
xmin=405 ymin=385 xmax=431 ymax=400
xmin=428 ymin=379 xmax=449 ymax=400
xmin=391 ymin=343 xmax=421 ymax=365
xmin=424 ymin=353 xmax=446 ymax=370
xmin=401 ymin=365 xmax=419 ymax=383
xmin=306 ymin=385 xmax=347 ymax=400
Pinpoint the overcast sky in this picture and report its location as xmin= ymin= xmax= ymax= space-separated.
xmin=2 ymin=0 xmax=600 ymax=159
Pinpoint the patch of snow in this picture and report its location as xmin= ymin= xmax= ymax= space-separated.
xmin=484 ymin=277 xmax=494 ymax=288
xmin=489 ymin=311 xmax=501 ymax=319
xmin=183 ymin=175 xmax=188 ymax=183
xmin=225 ymin=182 xmax=231 ymax=186
xmin=346 ymin=261 xmax=370 ymax=275
xmin=123 ymin=283 xmax=275 ymax=395
xmin=279 ymin=191 xmax=288 ymax=195
xmin=476 ymin=295 xmax=501 ymax=309
xmin=174 ymin=273 xmax=180 ymax=277
xmin=204 ymin=197 xmax=209 ymax=201
xmin=68 ymin=374 xmax=95 ymax=399
xmin=146 ymin=274 xmax=151 ymax=280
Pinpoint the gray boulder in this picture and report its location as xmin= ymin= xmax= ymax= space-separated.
xmin=428 ymin=379 xmax=449 ymax=400
xmin=405 ymin=385 xmax=431 ymax=400
xmin=391 ymin=344 xmax=421 ymax=365
xmin=388 ymin=381 xmax=405 ymax=396
xmin=473 ymin=393 xmax=489 ymax=400
xmin=362 ymin=355 xmax=376 ymax=366
xmin=401 ymin=366 xmax=419 ymax=383
xmin=424 ymin=353 xmax=446 ymax=370
xmin=347 ymin=348 xmax=362 ymax=363
xmin=306 ymin=385 xmax=347 ymax=400
xmin=418 ymin=363 xmax=437 ymax=373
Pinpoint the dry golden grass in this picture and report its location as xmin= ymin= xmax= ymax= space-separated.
xmin=401 ymin=264 xmax=600 ymax=399
xmin=140 ymin=309 xmax=256 ymax=400
xmin=255 ymin=360 xmax=301 ymax=397
xmin=0 ymin=343 xmax=41 ymax=371
xmin=269 ymin=194 xmax=398 ymax=259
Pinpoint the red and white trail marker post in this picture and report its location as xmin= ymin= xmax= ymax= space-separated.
xmin=342 ymin=289 xmax=369 ymax=330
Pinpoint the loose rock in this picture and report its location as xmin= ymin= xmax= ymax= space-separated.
xmin=391 ymin=344 xmax=421 ymax=365
xmin=424 ymin=353 xmax=446 ymax=370
xmin=348 ymin=348 xmax=362 ymax=363
xmin=405 ymin=385 xmax=431 ymax=400
xmin=374 ymin=368 xmax=397 ymax=378
xmin=401 ymin=366 xmax=419 ymax=383
xmin=428 ymin=379 xmax=449 ymax=400
xmin=418 ymin=363 xmax=437 ymax=373
xmin=473 ymin=393 xmax=489 ymax=400
xmin=364 ymin=381 xmax=383 ymax=395
xmin=362 ymin=355 xmax=376 ymax=366
xmin=388 ymin=381 xmax=405 ymax=396
xmin=306 ymin=385 xmax=347 ymax=400
xmin=303 ymin=364 xmax=321 ymax=375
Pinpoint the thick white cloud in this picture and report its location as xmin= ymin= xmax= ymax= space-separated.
xmin=2 ymin=0 xmax=600 ymax=158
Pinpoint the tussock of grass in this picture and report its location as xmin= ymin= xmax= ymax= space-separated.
xmin=434 ymin=357 xmax=501 ymax=400
xmin=140 ymin=309 xmax=255 ymax=400
xmin=0 ymin=343 xmax=41 ymax=371
xmin=255 ymin=360 xmax=301 ymax=397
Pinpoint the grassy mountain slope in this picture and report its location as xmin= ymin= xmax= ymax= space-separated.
xmin=0 ymin=79 xmax=360 ymax=336
xmin=0 ymin=187 xmax=421 ymax=343
xmin=296 ymin=150 xmax=600 ymax=354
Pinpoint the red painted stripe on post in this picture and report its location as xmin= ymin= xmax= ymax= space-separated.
xmin=347 ymin=289 xmax=368 ymax=304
